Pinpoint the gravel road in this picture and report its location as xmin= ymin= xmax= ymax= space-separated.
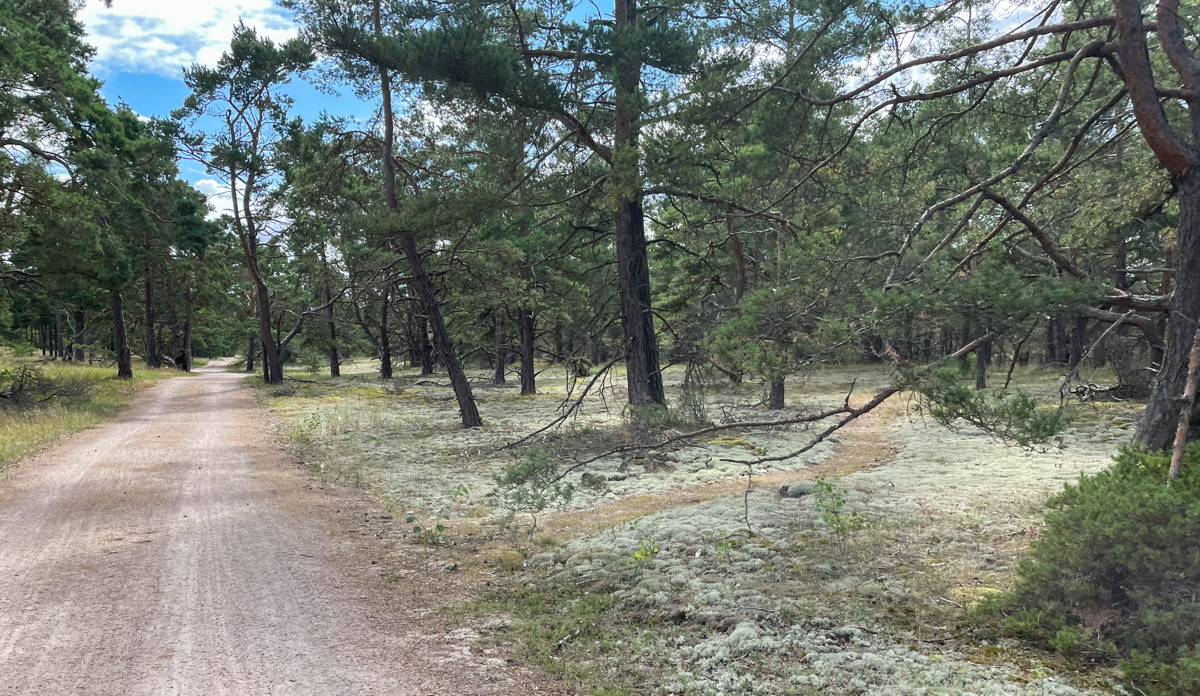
xmin=0 ymin=362 xmax=539 ymax=695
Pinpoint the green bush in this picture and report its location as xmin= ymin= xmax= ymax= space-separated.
xmin=984 ymin=445 xmax=1200 ymax=695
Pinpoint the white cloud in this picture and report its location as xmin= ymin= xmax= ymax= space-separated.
xmin=79 ymin=0 xmax=298 ymax=78
xmin=192 ymin=178 xmax=234 ymax=219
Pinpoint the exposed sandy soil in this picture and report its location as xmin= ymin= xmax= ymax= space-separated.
xmin=0 ymin=361 xmax=562 ymax=696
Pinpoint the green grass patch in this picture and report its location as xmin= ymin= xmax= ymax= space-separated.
xmin=0 ymin=361 xmax=180 ymax=467
xmin=463 ymin=582 xmax=651 ymax=696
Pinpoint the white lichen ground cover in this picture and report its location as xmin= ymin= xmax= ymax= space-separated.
xmin=259 ymin=363 xmax=1140 ymax=695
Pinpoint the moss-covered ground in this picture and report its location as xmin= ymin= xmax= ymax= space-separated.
xmin=258 ymin=359 xmax=1138 ymax=695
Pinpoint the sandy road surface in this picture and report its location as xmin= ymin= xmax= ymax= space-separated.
xmin=0 ymin=362 xmax=539 ymax=696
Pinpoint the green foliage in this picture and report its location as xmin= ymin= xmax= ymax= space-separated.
xmin=493 ymin=452 xmax=574 ymax=531
xmin=626 ymin=518 xmax=661 ymax=570
xmin=984 ymin=446 xmax=1200 ymax=696
xmin=406 ymin=483 xmax=472 ymax=545
xmin=812 ymin=476 xmax=866 ymax=549
xmin=901 ymin=364 xmax=1065 ymax=448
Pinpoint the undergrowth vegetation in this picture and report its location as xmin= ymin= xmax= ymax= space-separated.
xmin=983 ymin=445 xmax=1200 ymax=696
xmin=261 ymin=364 xmax=1140 ymax=694
xmin=0 ymin=360 xmax=180 ymax=467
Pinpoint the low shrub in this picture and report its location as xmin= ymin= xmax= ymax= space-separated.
xmin=983 ymin=445 xmax=1200 ymax=695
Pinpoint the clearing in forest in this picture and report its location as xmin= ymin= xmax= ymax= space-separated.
xmin=263 ymin=361 xmax=1139 ymax=696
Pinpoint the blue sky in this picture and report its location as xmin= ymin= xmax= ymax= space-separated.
xmin=80 ymin=0 xmax=375 ymax=187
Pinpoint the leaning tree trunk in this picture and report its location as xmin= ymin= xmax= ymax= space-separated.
xmin=111 ymin=291 xmax=133 ymax=380
xmin=1136 ymin=173 xmax=1200 ymax=449
xmin=373 ymin=4 xmax=481 ymax=427
xmin=399 ymin=230 xmax=482 ymax=427
xmin=613 ymin=0 xmax=665 ymax=407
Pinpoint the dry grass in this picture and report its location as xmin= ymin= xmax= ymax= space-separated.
xmin=0 ymin=361 xmax=181 ymax=467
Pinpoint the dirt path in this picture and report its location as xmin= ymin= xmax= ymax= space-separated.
xmin=0 ymin=362 xmax=549 ymax=696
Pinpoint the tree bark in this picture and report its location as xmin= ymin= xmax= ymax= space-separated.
xmin=728 ymin=204 xmax=746 ymax=301
xmin=1137 ymin=173 xmax=1200 ymax=449
xmin=517 ymin=266 xmax=537 ymax=395
xmin=1169 ymin=327 xmax=1200 ymax=477
xmin=492 ymin=308 xmax=507 ymax=384
xmin=320 ymin=247 xmax=340 ymax=377
xmin=255 ymin=283 xmax=282 ymax=382
xmin=111 ymin=291 xmax=133 ymax=379
xmin=374 ymin=0 xmax=480 ymax=427
xmin=399 ymin=231 xmax=482 ymax=425
xmin=1067 ymin=316 xmax=1088 ymax=369
xmin=417 ymin=313 xmax=434 ymax=375
xmin=975 ymin=340 xmax=990 ymax=389
xmin=181 ymin=308 xmax=193 ymax=372
xmin=65 ymin=310 xmax=75 ymax=362
xmin=613 ymin=0 xmax=665 ymax=407
xmin=54 ymin=301 xmax=63 ymax=360
xmin=72 ymin=309 xmax=85 ymax=363
xmin=768 ymin=377 xmax=786 ymax=410
xmin=143 ymin=258 xmax=160 ymax=368
xmin=379 ymin=287 xmax=393 ymax=380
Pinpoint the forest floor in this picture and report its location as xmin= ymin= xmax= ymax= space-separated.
xmin=0 ymin=359 xmax=560 ymax=695
xmin=257 ymin=360 xmax=1144 ymax=696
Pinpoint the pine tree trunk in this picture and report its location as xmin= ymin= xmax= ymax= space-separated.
xmin=73 ymin=309 xmax=85 ymax=363
xmin=144 ymin=274 xmax=160 ymax=368
xmin=517 ymin=312 xmax=536 ymax=395
xmin=418 ymin=314 xmax=434 ymax=375
xmin=246 ymin=332 xmax=255 ymax=373
xmin=768 ymin=377 xmax=786 ymax=410
xmin=728 ymin=204 xmax=746 ymax=301
xmin=256 ymin=284 xmax=283 ymax=383
xmin=975 ymin=341 xmax=989 ymax=389
xmin=320 ymin=246 xmax=339 ymax=377
xmin=1137 ymin=173 xmax=1200 ymax=449
xmin=373 ymin=5 xmax=480 ymax=427
xmin=111 ymin=291 xmax=133 ymax=379
xmin=54 ymin=301 xmax=63 ymax=360
xmin=613 ymin=0 xmax=665 ymax=407
xmin=181 ymin=312 xmax=193 ymax=372
xmin=65 ymin=312 xmax=74 ymax=363
xmin=492 ymin=309 xmax=507 ymax=384
xmin=1067 ymin=316 xmax=1088 ymax=369
xmin=399 ymin=229 xmax=482 ymax=426
xmin=379 ymin=287 xmax=393 ymax=380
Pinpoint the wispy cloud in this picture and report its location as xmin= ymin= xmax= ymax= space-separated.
xmin=79 ymin=0 xmax=298 ymax=78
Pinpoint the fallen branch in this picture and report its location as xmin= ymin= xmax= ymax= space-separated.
xmin=500 ymin=357 xmax=620 ymax=450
